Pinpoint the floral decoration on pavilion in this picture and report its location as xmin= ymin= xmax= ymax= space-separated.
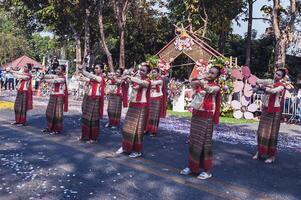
xmin=174 ymin=28 xmax=194 ymax=51
xmin=154 ymin=24 xmax=240 ymax=113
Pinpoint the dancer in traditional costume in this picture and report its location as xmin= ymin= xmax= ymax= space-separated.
xmin=41 ymin=65 xmax=68 ymax=135
xmin=9 ymin=64 xmax=33 ymax=126
xmin=145 ymin=67 xmax=167 ymax=136
xmin=106 ymin=68 xmax=128 ymax=128
xmin=180 ymin=66 xmax=222 ymax=180
xmin=116 ymin=63 xmax=151 ymax=158
xmin=252 ymin=68 xmax=287 ymax=163
xmin=78 ymin=64 xmax=105 ymax=143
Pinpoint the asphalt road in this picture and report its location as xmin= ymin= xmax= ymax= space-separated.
xmin=0 ymin=96 xmax=300 ymax=200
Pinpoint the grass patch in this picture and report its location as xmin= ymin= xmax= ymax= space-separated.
xmin=0 ymin=101 xmax=14 ymax=110
xmin=167 ymin=110 xmax=256 ymax=124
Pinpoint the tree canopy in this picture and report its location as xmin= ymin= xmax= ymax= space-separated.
xmin=0 ymin=0 xmax=300 ymax=78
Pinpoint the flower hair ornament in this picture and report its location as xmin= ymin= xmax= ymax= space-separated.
xmin=276 ymin=67 xmax=289 ymax=77
xmin=208 ymin=57 xmax=229 ymax=77
xmin=211 ymin=64 xmax=227 ymax=76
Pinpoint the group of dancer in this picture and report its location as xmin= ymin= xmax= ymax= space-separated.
xmin=6 ymin=62 xmax=288 ymax=180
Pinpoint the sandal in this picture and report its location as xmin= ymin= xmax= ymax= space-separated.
xmin=197 ymin=172 xmax=212 ymax=180
xmin=180 ymin=167 xmax=192 ymax=175
xmin=116 ymin=147 xmax=124 ymax=154
xmin=252 ymin=152 xmax=260 ymax=160
xmin=77 ymin=137 xmax=87 ymax=142
xmin=129 ymin=152 xmax=142 ymax=158
xmin=42 ymin=128 xmax=49 ymax=133
xmin=87 ymin=140 xmax=98 ymax=144
xmin=265 ymin=157 xmax=275 ymax=164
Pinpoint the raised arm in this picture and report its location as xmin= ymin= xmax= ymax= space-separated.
xmin=151 ymin=79 xmax=163 ymax=86
xmin=43 ymin=74 xmax=57 ymax=79
xmin=44 ymin=77 xmax=65 ymax=84
xmin=10 ymin=71 xmax=30 ymax=80
xmin=256 ymin=79 xmax=273 ymax=86
xmin=131 ymin=77 xmax=150 ymax=88
xmin=265 ymin=85 xmax=285 ymax=94
xmin=44 ymin=75 xmax=65 ymax=84
xmin=198 ymin=80 xmax=220 ymax=94
xmin=81 ymin=70 xmax=102 ymax=82
xmin=76 ymin=74 xmax=90 ymax=82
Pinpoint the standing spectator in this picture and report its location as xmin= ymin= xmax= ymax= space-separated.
xmin=0 ymin=68 xmax=3 ymax=90
xmin=3 ymin=70 xmax=8 ymax=90
xmin=34 ymin=68 xmax=41 ymax=90
xmin=296 ymin=86 xmax=301 ymax=124
xmin=6 ymin=69 xmax=15 ymax=91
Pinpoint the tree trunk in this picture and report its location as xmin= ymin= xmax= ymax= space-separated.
xmin=274 ymin=39 xmax=287 ymax=68
xmin=97 ymin=1 xmax=114 ymax=72
xmin=60 ymin=45 xmax=67 ymax=60
xmin=75 ymin=34 xmax=82 ymax=69
xmin=119 ymin=29 xmax=126 ymax=69
xmin=218 ymin=30 xmax=226 ymax=54
xmin=271 ymin=0 xmax=297 ymax=69
xmin=84 ymin=6 xmax=91 ymax=57
xmin=113 ymin=0 xmax=129 ymax=69
xmin=245 ymin=0 xmax=254 ymax=66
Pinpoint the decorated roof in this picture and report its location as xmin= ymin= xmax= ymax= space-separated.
xmin=1 ymin=55 xmax=43 ymax=69
xmin=156 ymin=26 xmax=223 ymax=64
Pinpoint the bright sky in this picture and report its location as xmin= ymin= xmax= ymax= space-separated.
xmin=232 ymin=0 xmax=271 ymax=38
xmin=232 ymin=0 xmax=293 ymax=38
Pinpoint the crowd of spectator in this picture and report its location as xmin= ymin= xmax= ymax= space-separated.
xmin=0 ymin=67 xmax=41 ymax=92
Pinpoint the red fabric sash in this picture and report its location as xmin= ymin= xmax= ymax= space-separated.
xmin=134 ymin=77 xmax=148 ymax=102
xmin=20 ymin=73 xmax=33 ymax=111
xmin=90 ymin=80 xmax=98 ymax=98
xmin=18 ymin=73 xmax=33 ymax=110
xmin=54 ymin=83 xmax=60 ymax=92
xmin=214 ymin=89 xmax=221 ymax=125
xmin=27 ymin=75 xmax=33 ymax=110
xmin=121 ymin=82 xmax=128 ymax=108
xmin=19 ymin=80 xmax=26 ymax=92
xmin=135 ymin=82 xmax=143 ymax=102
xmin=100 ymin=77 xmax=105 ymax=118
xmin=154 ymin=77 xmax=161 ymax=93
xmin=89 ymin=76 xmax=105 ymax=118
xmin=62 ymin=76 xmax=68 ymax=112
xmin=53 ymin=78 xmax=68 ymax=112
xmin=160 ymin=77 xmax=167 ymax=118
xmin=195 ymin=82 xmax=221 ymax=125
xmin=266 ymin=82 xmax=285 ymax=113
xmin=145 ymin=79 xmax=151 ymax=131
xmin=131 ymin=77 xmax=151 ymax=131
